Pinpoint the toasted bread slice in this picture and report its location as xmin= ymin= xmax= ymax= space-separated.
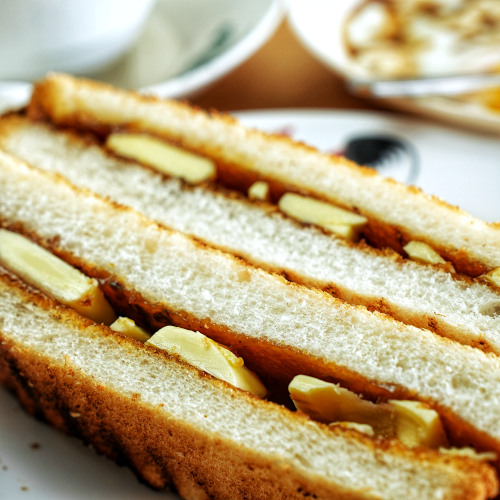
xmin=1 ymin=270 xmax=498 ymax=499
xmin=2 ymin=150 xmax=500 ymax=463
xmin=0 ymin=114 xmax=498 ymax=355
xmin=27 ymin=73 xmax=500 ymax=277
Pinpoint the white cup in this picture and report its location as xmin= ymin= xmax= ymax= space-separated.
xmin=0 ymin=0 xmax=156 ymax=81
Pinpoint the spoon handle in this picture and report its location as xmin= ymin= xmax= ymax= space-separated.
xmin=349 ymin=73 xmax=500 ymax=98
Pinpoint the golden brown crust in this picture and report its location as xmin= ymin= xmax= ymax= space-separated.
xmin=0 ymin=270 xmax=498 ymax=499
xmin=3 ymin=272 xmax=495 ymax=499
xmin=27 ymin=74 xmax=498 ymax=277
xmin=97 ymin=271 xmax=500 ymax=461
xmin=2 ymin=215 xmax=498 ymax=465
xmin=1 ymin=112 xmax=490 ymax=294
xmin=0 ymin=115 xmax=496 ymax=354
xmin=1 ymin=100 xmax=500 ymax=496
xmin=0 ymin=337 xmax=365 ymax=499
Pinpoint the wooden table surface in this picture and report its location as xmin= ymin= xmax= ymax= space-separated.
xmin=190 ymin=18 xmax=392 ymax=114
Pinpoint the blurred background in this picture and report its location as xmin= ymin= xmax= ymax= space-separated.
xmin=2 ymin=0 xmax=500 ymax=126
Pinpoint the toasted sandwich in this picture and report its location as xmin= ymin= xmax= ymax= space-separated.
xmin=27 ymin=73 xmax=500 ymax=278
xmin=0 ymin=113 xmax=498 ymax=356
xmin=2 ymin=264 xmax=498 ymax=499
xmin=2 ymin=149 xmax=500 ymax=461
xmin=1 ymin=74 xmax=500 ymax=499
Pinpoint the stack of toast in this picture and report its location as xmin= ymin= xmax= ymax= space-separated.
xmin=0 ymin=74 xmax=499 ymax=499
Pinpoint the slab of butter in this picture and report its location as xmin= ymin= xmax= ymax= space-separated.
xmin=248 ymin=181 xmax=270 ymax=201
xmin=146 ymin=325 xmax=267 ymax=397
xmin=278 ymin=193 xmax=367 ymax=241
xmin=389 ymin=399 xmax=448 ymax=449
xmin=289 ymin=374 xmax=393 ymax=436
xmin=110 ymin=316 xmax=151 ymax=342
xmin=403 ymin=240 xmax=447 ymax=265
xmin=289 ymin=374 xmax=448 ymax=448
xmin=107 ymin=133 xmax=216 ymax=184
xmin=0 ymin=229 xmax=116 ymax=324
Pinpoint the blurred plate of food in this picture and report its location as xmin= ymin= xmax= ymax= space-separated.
xmin=0 ymin=0 xmax=283 ymax=110
xmin=288 ymin=0 xmax=500 ymax=134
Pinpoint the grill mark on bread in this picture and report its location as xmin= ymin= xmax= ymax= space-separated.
xmin=0 ymin=342 xmax=175 ymax=490
xmin=0 ymin=343 xmax=46 ymax=422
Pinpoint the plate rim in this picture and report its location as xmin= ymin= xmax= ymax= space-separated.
xmin=287 ymin=0 xmax=500 ymax=136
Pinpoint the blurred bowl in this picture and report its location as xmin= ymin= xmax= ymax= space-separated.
xmin=110 ymin=0 xmax=285 ymax=98
xmin=0 ymin=0 xmax=155 ymax=81
xmin=0 ymin=0 xmax=284 ymax=112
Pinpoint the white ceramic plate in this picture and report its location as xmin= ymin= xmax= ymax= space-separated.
xmin=288 ymin=0 xmax=500 ymax=135
xmin=0 ymin=0 xmax=283 ymax=109
xmin=0 ymin=389 xmax=171 ymax=500
xmin=0 ymin=109 xmax=499 ymax=499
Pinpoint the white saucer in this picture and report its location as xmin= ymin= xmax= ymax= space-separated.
xmin=288 ymin=0 xmax=500 ymax=135
xmin=133 ymin=0 xmax=284 ymax=98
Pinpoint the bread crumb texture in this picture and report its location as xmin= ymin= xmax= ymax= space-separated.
xmin=0 ymin=273 xmax=497 ymax=499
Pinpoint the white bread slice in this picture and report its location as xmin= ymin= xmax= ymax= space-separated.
xmin=0 ymin=115 xmax=499 ymax=356
xmin=2 ymin=150 xmax=500 ymax=462
xmin=1 ymin=271 xmax=497 ymax=500
xmin=27 ymin=73 xmax=500 ymax=277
